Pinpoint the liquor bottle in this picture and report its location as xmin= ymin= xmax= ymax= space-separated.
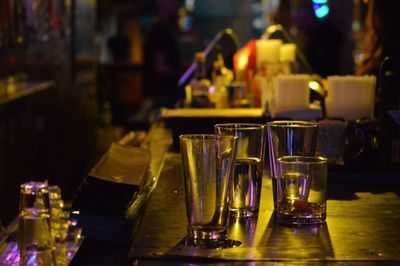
xmin=280 ymin=43 xmax=297 ymax=74
xmin=252 ymin=61 xmax=268 ymax=108
xmin=378 ymin=56 xmax=400 ymax=170
xmin=215 ymin=51 xmax=233 ymax=86
xmin=209 ymin=60 xmax=229 ymax=108
xmin=189 ymin=52 xmax=211 ymax=107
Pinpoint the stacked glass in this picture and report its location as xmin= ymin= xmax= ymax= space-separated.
xmin=267 ymin=121 xmax=328 ymax=225
xmin=18 ymin=182 xmax=79 ymax=265
xmin=48 ymin=185 xmax=70 ymax=244
xmin=18 ymin=181 xmax=56 ymax=266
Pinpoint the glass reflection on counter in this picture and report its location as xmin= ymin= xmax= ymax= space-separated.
xmin=228 ymin=217 xmax=258 ymax=247
xmin=264 ymin=215 xmax=334 ymax=259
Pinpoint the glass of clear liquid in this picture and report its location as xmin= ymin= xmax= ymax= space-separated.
xmin=215 ymin=123 xmax=266 ymax=218
xmin=267 ymin=120 xmax=318 ymax=210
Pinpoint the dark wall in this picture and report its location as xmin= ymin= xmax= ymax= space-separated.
xmin=0 ymin=0 xmax=100 ymax=225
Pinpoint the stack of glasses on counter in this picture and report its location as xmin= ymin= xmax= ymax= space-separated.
xmin=17 ymin=181 xmax=82 ymax=266
xmin=267 ymin=121 xmax=327 ymax=225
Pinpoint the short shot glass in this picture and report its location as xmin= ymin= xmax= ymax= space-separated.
xmin=276 ymin=156 xmax=327 ymax=225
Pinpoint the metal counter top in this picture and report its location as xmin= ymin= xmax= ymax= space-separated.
xmin=129 ymin=153 xmax=400 ymax=264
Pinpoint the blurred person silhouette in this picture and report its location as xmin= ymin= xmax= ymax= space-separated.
xmin=142 ymin=0 xmax=181 ymax=109
xmin=329 ymin=0 xmax=355 ymax=75
xmin=306 ymin=20 xmax=343 ymax=77
xmin=356 ymin=0 xmax=400 ymax=75
xmin=303 ymin=0 xmax=354 ymax=77
xmin=107 ymin=22 xmax=131 ymax=62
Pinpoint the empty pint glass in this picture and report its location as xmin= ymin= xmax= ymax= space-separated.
xmin=180 ymin=134 xmax=237 ymax=247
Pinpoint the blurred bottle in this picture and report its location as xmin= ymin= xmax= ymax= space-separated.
xmin=254 ymin=59 xmax=282 ymax=114
xmin=252 ymin=61 xmax=267 ymax=108
xmin=253 ymin=39 xmax=286 ymax=113
xmin=378 ymin=56 xmax=400 ymax=170
xmin=209 ymin=60 xmax=229 ymax=108
xmin=215 ymin=51 xmax=233 ymax=86
xmin=187 ymin=52 xmax=212 ymax=108
xmin=280 ymin=43 xmax=297 ymax=74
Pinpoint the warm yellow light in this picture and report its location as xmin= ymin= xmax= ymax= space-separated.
xmin=237 ymin=48 xmax=250 ymax=70
xmin=309 ymin=80 xmax=327 ymax=97
xmin=309 ymin=81 xmax=320 ymax=90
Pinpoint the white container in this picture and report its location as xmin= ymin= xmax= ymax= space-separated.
xmin=269 ymin=74 xmax=311 ymax=117
xmin=325 ymin=75 xmax=376 ymax=121
xmin=255 ymin=39 xmax=282 ymax=69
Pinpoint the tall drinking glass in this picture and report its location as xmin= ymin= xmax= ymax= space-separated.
xmin=267 ymin=121 xmax=318 ymax=209
xmin=180 ymin=134 xmax=237 ymax=247
xmin=215 ymin=123 xmax=266 ymax=218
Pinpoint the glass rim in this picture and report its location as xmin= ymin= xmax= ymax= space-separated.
xmin=267 ymin=120 xmax=318 ymax=128
xmin=179 ymin=134 xmax=237 ymax=141
xmin=20 ymin=207 xmax=51 ymax=217
xmin=20 ymin=181 xmax=47 ymax=190
xmin=277 ymin=156 xmax=327 ymax=165
xmin=214 ymin=123 xmax=266 ymax=130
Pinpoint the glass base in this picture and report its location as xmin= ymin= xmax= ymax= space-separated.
xmin=184 ymin=237 xmax=242 ymax=249
xmin=229 ymin=207 xmax=259 ymax=218
xmin=278 ymin=212 xmax=326 ymax=225
xmin=185 ymin=225 xmax=242 ymax=249
xmin=187 ymin=226 xmax=227 ymax=241
xmin=20 ymin=249 xmax=57 ymax=266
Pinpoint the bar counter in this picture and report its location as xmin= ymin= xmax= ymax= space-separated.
xmin=72 ymin=151 xmax=400 ymax=265
xmin=0 ymin=80 xmax=55 ymax=106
